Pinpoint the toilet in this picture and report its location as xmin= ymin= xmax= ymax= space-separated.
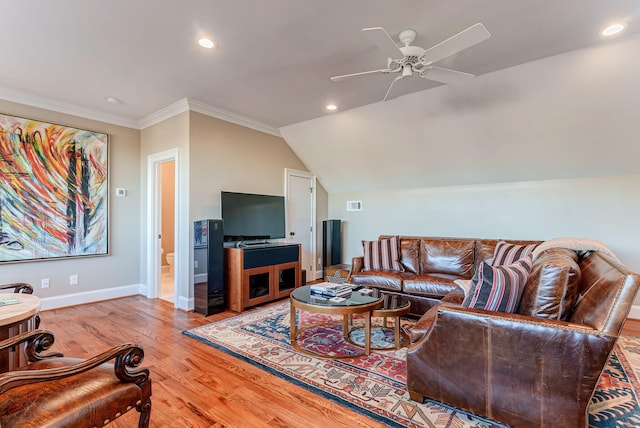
xmin=166 ymin=252 xmax=174 ymax=275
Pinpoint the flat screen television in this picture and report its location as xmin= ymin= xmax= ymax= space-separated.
xmin=221 ymin=191 xmax=286 ymax=243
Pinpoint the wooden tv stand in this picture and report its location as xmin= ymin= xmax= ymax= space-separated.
xmin=225 ymin=244 xmax=302 ymax=312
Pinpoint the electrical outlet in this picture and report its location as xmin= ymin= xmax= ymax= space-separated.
xmin=41 ymin=278 xmax=49 ymax=289
xmin=70 ymin=274 xmax=78 ymax=285
xmin=194 ymin=260 xmax=199 ymax=269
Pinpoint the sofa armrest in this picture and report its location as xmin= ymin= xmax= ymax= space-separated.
xmin=409 ymin=288 xmax=465 ymax=343
xmin=348 ymin=257 xmax=364 ymax=281
xmin=407 ymin=306 xmax=616 ymax=427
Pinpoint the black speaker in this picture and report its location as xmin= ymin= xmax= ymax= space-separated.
xmin=322 ymin=219 xmax=341 ymax=268
xmin=193 ymin=219 xmax=225 ymax=316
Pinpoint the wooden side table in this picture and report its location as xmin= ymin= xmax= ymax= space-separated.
xmin=0 ymin=293 xmax=41 ymax=371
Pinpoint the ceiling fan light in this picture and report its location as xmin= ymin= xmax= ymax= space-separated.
xmin=602 ymin=24 xmax=625 ymax=36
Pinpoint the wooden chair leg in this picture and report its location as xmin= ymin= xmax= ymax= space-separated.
xmin=137 ymin=398 xmax=151 ymax=428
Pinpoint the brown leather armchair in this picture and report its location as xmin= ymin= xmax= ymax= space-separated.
xmin=407 ymin=251 xmax=640 ymax=428
xmin=0 ymin=330 xmax=152 ymax=427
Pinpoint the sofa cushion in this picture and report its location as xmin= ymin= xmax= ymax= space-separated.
xmin=349 ymin=270 xmax=406 ymax=291
xmin=491 ymin=240 xmax=537 ymax=266
xmin=463 ymin=257 xmax=533 ymax=313
xmin=474 ymin=239 xmax=499 ymax=266
xmin=420 ymin=238 xmax=475 ymax=278
xmin=517 ymin=248 xmax=581 ymax=320
xmin=362 ymin=236 xmax=404 ymax=272
xmin=403 ymin=274 xmax=462 ymax=298
xmin=399 ymin=238 xmax=420 ymax=274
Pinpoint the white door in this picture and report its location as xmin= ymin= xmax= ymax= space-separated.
xmin=285 ymin=169 xmax=316 ymax=281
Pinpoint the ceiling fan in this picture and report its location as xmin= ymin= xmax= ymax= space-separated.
xmin=330 ymin=23 xmax=491 ymax=101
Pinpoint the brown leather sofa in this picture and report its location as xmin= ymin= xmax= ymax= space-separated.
xmin=349 ymin=236 xmax=541 ymax=315
xmin=350 ymin=235 xmax=640 ymax=426
xmin=0 ymin=330 xmax=152 ymax=427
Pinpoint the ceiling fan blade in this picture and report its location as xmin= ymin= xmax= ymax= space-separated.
xmin=419 ymin=66 xmax=475 ymax=84
xmin=383 ymin=75 xmax=404 ymax=101
xmin=330 ymin=68 xmax=391 ymax=81
xmin=362 ymin=27 xmax=404 ymax=59
xmin=421 ymin=23 xmax=490 ymax=65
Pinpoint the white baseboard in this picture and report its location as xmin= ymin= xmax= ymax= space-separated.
xmin=39 ymin=284 xmax=144 ymax=310
xmin=628 ymin=304 xmax=640 ymax=320
xmin=178 ymin=296 xmax=193 ymax=311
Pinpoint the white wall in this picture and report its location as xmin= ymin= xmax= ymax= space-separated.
xmin=0 ymin=100 xmax=141 ymax=308
xmin=330 ymin=175 xmax=640 ymax=274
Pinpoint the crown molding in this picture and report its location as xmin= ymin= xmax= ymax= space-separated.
xmin=137 ymin=98 xmax=190 ymax=129
xmin=0 ymin=88 xmax=282 ymax=137
xmin=0 ymin=86 xmax=140 ymax=129
xmin=186 ymin=98 xmax=281 ymax=137
xmin=138 ymin=98 xmax=281 ymax=137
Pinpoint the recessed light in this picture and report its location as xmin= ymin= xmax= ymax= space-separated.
xmin=198 ymin=38 xmax=216 ymax=49
xmin=105 ymin=96 xmax=122 ymax=104
xmin=326 ymin=104 xmax=337 ymax=111
xmin=602 ymin=23 xmax=625 ymax=36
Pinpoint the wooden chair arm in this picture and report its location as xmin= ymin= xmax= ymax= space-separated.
xmin=0 ymin=330 xmax=63 ymax=361
xmin=0 ymin=342 xmax=148 ymax=394
xmin=0 ymin=282 xmax=34 ymax=294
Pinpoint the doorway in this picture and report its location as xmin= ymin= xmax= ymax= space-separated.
xmin=146 ymin=149 xmax=180 ymax=307
xmin=159 ymin=160 xmax=175 ymax=303
xmin=285 ymin=169 xmax=316 ymax=281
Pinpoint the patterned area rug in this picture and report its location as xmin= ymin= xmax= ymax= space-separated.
xmin=183 ymin=301 xmax=640 ymax=427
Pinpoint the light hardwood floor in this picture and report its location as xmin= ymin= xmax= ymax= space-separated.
xmin=39 ymin=295 xmax=386 ymax=428
xmin=39 ymin=295 xmax=640 ymax=427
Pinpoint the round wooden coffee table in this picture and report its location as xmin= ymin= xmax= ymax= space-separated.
xmin=0 ymin=293 xmax=41 ymax=370
xmin=290 ymin=285 xmax=383 ymax=358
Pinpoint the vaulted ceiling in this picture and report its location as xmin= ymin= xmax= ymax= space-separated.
xmin=2 ymin=1 xmax=639 ymax=192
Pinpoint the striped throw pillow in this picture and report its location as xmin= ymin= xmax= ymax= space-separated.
xmin=362 ymin=236 xmax=404 ymax=272
xmin=463 ymin=256 xmax=533 ymax=313
xmin=491 ymin=240 xmax=537 ymax=266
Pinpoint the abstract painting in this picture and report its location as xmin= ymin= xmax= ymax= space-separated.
xmin=0 ymin=113 xmax=108 ymax=263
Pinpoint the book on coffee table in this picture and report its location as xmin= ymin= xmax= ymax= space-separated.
xmin=0 ymin=297 xmax=20 ymax=306
xmin=310 ymin=283 xmax=352 ymax=297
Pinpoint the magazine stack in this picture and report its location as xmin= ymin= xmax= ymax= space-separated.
xmin=310 ymin=282 xmax=352 ymax=298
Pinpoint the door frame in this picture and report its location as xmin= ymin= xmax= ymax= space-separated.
xmin=284 ymin=168 xmax=317 ymax=282
xmin=146 ymin=148 xmax=180 ymax=305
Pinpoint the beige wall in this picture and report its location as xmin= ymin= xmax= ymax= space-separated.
xmin=140 ymin=111 xmax=319 ymax=305
xmin=0 ymin=101 xmax=327 ymax=307
xmin=0 ymin=100 xmax=141 ymax=302
xmin=188 ymin=112 xmax=308 ymax=221
xmin=139 ymin=112 xmax=189 ymax=300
